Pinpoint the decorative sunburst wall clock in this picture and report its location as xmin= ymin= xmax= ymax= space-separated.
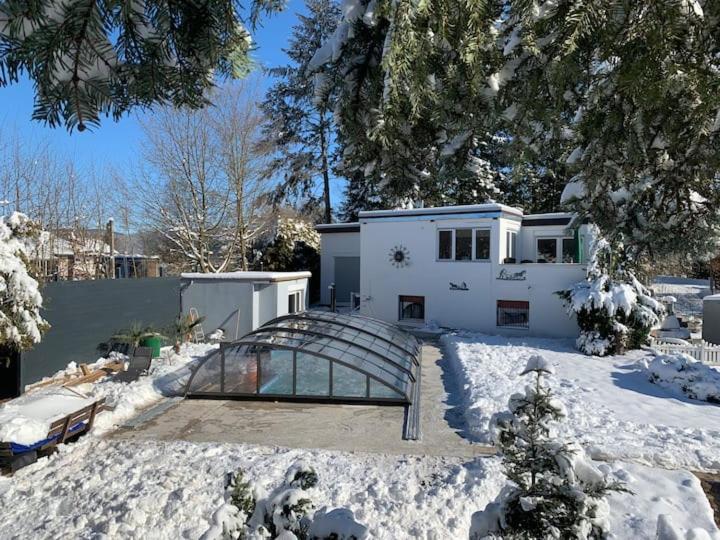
xmin=388 ymin=245 xmax=411 ymax=268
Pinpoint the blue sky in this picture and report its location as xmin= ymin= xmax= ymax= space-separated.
xmin=0 ymin=1 xmax=332 ymax=193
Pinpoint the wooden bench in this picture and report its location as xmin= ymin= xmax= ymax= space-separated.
xmin=0 ymin=397 xmax=106 ymax=473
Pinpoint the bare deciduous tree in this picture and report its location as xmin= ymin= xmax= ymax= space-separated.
xmin=129 ymin=78 xmax=273 ymax=273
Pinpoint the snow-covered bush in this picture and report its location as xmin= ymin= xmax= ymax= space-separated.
xmin=643 ymin=353 xmax=720 ymax=404
xmin=206 ymin=461 xmax=368 ymax=540
xmin=261 ymin=217 xmax=320 ymax=274
xmin=0 ymin=212 xmax=49 ymax=350
xmin=558 ymin=228 xmax=664 ymax=356
xmin=470 ymin=355 xmax=625 ymax=539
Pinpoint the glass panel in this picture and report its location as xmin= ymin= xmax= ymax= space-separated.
xmin=259 ymin=348 xmax=294 ymax=395
xmin=455 ymin=229 xmax=472 ymax=260
xmin=399 ymin=295 xmax=424 ymax=321
xmin=223 ymin=346 xmax=258 ymax=394
xmin=537 ymin=238 xmax=557 ymax=263
xmin=295 ymin=353 xmax=330 ymax=396
xmin=186 ymin=350 xmax=223 ymax=393
xmin=438 ymin=230 xmax=452 ymax=259
xmin=369 ymin=379 xmax=403 ymax=399
xmin=475 ymin=229 xmax=490 ymax=260
xmin=332 ymin=362 xmax=367 ymax=397
xmin=562 ymin=238 xmax=576 ymax=263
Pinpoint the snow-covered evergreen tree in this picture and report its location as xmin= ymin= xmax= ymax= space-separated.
xmin=557 ymin=227 xmax=664 ymax=356
xmin=0 ymin=0 xmax=282 ymax=131
xmin=262 ymin=0 xmax=342 ymax=224
xmin=309 ymin=0 xmax=505 ymax=207
xmin=0 ymin=213 xmax=49 ymax=350
xmin=497 ymin=0 xmax=720 ymax=261
xmin=470 ymin=355 xmax=624 ymax=539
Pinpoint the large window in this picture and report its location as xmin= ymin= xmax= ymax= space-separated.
xmin=438 ymin=228 xmax=491 ymax=261
xmin=497 ymin=300 xmax=530 ymax=329
xmin=536 ymin=237 xmax=576 ymax=263
xmin=399 ymin=295 xmax=425 ymax=322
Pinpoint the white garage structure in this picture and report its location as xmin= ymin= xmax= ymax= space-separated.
xmin=317 ymin=204 xmax=594 ymax=338
xmin=180 ymin=272 xmax=311 ymax=341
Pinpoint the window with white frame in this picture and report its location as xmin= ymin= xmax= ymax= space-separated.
xmin=536 ymin=237 xmax=576 ymax=263
xmin=505 ymin=230 xmax=517 ymax=261
xmin=288 ymin=290 xmax=304 ymax=314
xmin=497 ymin=300 xmax=529 ymax=328
xmin=437 ymin=228 xmax=491 ymax=261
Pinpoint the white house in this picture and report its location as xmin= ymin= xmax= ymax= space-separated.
xmin=317 ymin=203 xmax=593 ymax=337
xmin=180 ymin=271 xmax=311 ymax=341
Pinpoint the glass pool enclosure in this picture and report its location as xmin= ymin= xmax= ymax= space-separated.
xmin=184 ymin=311 xmax=422 ymax=404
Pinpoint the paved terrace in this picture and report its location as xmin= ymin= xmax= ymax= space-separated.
xmin=111 ymin=344 xmax=495 ymax=458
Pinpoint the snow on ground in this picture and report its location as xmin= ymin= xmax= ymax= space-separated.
xmin=0 ymin=438 xmax=715 ymax=540
xmin=652 ymin=276 xmax=712 ymax=319
xmin=0 ymin=343 xmax=216 ymax=443
xmin=443 ymin=333 xmax=720 ymax=471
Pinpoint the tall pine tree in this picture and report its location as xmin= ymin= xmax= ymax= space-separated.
xmin=262 ymin=0 xmax=341 ymax=224
xmin=496 ymin=0 xmax=720 ymax=262
xmin=308 ymin=0 xmax=506 ymax=208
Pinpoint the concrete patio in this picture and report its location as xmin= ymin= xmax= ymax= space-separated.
xmin=111 ymin=344 xmax=495 ymax=458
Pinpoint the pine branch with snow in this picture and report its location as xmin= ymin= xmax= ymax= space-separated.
xmin=470 ymin=356 xmax=626 ymax=539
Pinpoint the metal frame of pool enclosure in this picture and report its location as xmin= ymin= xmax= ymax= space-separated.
xmin=184 ymin=312 xmax=422 ymax=415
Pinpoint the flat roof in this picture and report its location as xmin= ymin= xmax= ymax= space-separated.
xmin=180 ymin=271 xmax=311 ymax=283
xmin=358 ymin=203 xmax=524 ymax=219
xmin=315 ymin=223 xmax=360 ymax=233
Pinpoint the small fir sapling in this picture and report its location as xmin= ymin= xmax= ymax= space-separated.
xmin=470 ymin=355 xmax=627 ymax=539
xmin=557 ymin=227 xmax=664 ymax=356
xmin=217 ymin=461 xmax=367 ymax=540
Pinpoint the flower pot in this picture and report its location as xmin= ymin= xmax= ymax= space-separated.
xmin=139 ymin=336 xmax=163 ymax=358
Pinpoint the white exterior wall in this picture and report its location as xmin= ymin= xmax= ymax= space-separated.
xmin=181 ymin=275 xmax=309 ymax=340
xmin=319 ymin=231 xmax=360 ymax=305
xmin=359 ymin=216 xmax=585 ymax=337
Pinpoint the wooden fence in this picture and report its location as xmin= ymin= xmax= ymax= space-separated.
xmin=649 ymin=339 xmax=720 ymax=365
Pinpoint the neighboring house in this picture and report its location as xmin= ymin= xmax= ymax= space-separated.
xmin=317 ymin=203 xmax=594 ymax=338
xmin=29 ymin=233 xmax=163 ymax=281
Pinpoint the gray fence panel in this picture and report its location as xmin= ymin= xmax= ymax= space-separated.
xmin=20 ymin=278 xmax=180 ymax=390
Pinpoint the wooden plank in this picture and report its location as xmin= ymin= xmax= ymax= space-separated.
xmin=80 ymin=364 xmax=91 ymax=376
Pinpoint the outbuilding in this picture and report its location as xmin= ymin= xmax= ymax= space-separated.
xmin=703 ymin=294 xmax=720 ymax=345
xmin=180 ymin=271 xmax=311 ymax=341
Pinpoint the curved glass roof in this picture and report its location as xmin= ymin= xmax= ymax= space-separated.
xmin=184 ymin=311 xmax=421 ymax=403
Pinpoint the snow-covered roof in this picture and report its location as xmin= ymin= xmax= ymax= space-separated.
xmin=704 ymin=294 xmax=720 ymax=302
xmin=180 ymin=271 xmax=312 ymax=283
xmin=359 ymin=203 xmax=523 ymax=219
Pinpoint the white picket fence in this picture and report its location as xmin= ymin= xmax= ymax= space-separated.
xmin=649 ymin=339 xmax=720 ymax=365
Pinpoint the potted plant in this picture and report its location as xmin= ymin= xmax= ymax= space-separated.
xmin=112 ymin=322 xmax=167 ymax=358
xmin=166 ymin=314 xmax=205 ymax=354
